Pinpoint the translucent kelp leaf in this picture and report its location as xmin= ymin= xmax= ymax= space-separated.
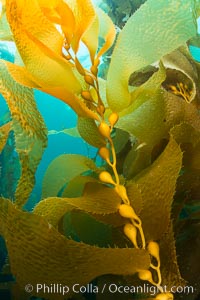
xmin=67 ymin=0 xmax=96 ymax=53
xmin=78 ymin=117 xmax=106 ymax=148
xmin=95 ymin=7 xmax=116 ymax=59
xmin=117 ymin=90 xmax=168 ymax=147
xmin=0 ymin=122 xmax=11 ymax=153
xmin=3 ymin=55 xmax=98 ymax=120
xmin=0 ymin=1 xmax=13 ymax=41
xmin=82 ymin=12 xmax=99 ymax=63
xmin=6 ymin=0 xmax=81 ymax=92
xmin=0 ymin=60 xmax=47 ymax=207
xmin=62 ymin=175 xmax=97 ymax=197
xmin=5 ymin=61 xmax=41 ymax=88
xmin=129 ymin=62 xmax=166 ymax=111
xmin=33 ymin=197 xmax=74 ymax=227
xmin=134 ymin=137 xmax=183 ymax=241
xmin=64 ymin=182 xmax=122 ymax=214
xmin=0 ymin=198 xmax=150 ymax=300
xmin=38 ymin=0 xmax=75 ymax=44
xmin=160 ymin=222 xmax=185 ymax=288
xmin=42 ymin=154 xmax=98 ymax=198
xmin=107 ymin=0 xmax=197 ymax=111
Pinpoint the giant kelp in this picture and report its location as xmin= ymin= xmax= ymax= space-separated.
xmin=0 ymin=0 xmax=200 ymax=299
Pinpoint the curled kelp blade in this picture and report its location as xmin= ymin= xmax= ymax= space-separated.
xmin=67 ymin=0 xmax=96 ymax=53
xmin=131 ymin=136 xmax=183 ymax=241
xmin=34 ymin=197 xmax=74 ymax=228
xmin=162 ymin=48 xmax=198 ymax=103
xmin=6 ymin=0 xmax=81 ymax=91
xmin=81 ymin=6 xmax=116 ymax=64
xmin=4 ymin=60 xmax=99 ymax=119
xmin=107 ymin=0 xmax=197 ymax=112
xmin=0 ymin=198 xmax=150 ymax=300
xmin=0 ymin=60 xmax=47 ymax=208
xmin=38 ymin=0 xmax=75 ymax=44
xmin=95 ymin=7 xmax=116 ymax=59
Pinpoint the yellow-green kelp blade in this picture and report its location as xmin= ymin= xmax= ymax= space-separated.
xmin=42 ymin=154 xmax=98 ymax=198
xmin=107 ymin=0 xmax=197 ymax=112
xmin=0 ymin=198 xmax=150 ymax=300
xmin=0 ymin=60 xmax=47 ymax=207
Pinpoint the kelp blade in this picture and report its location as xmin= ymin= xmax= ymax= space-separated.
xmin=107 ymin=0 xmax=197 ymax=111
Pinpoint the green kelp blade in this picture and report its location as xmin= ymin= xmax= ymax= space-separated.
xmin=107 ymin=0 xmax=197 ymax=112
xmin=0 ymin=122 xmax=11 ymax=153
xmin=132 ymin=136 xmax=183 ymax=241
xmin=77 ymin=117 xmax=106 ymax=148
xmin=42 ymin=154 xmax=98 ymax=198
xmin=0 ymin=60 xmax=47 ymax=207
xmin=0 ymin=198 xmax=150 ymax=300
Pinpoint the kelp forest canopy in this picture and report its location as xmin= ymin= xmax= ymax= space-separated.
xmin=0 ymin=0 xmax=200 ymax=300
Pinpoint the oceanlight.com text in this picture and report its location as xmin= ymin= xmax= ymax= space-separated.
xmin=24 ymin=283 xmax=195 ymax=296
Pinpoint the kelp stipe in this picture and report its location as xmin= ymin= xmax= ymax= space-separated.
xmin=0 ymin=0 xmax=200 ymax=299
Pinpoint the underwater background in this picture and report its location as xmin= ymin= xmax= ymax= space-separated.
xmin=1 ymin=0 xmax=200 ymax=300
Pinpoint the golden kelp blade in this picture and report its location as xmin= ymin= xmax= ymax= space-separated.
xmin=38 ymin=0 xmax=75 ymax=44
xmin=107 ymin=0 xmax=197 ymax=112
xmin=82 ymin=7 xmax=116 ymax=66
xmin=5 ymin=61 xmax=99 ymax=119
xmin=6 ymin=0 xmax=81 ymax=92
xmin=82 ymin=13 xmax=99 ymax=63
xmin=0 ymin=122 xmax=11 ymax=153
xmin=67 ymin=0 xmax=96 ymax=53
xmin=0 ymin=198 xmax=150 ymax=300
xmin=0 ymin=60 xmax=47 ymax=207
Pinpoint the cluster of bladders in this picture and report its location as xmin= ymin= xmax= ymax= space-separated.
xmin=97 ymin=112 xmax=174 ymax=300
